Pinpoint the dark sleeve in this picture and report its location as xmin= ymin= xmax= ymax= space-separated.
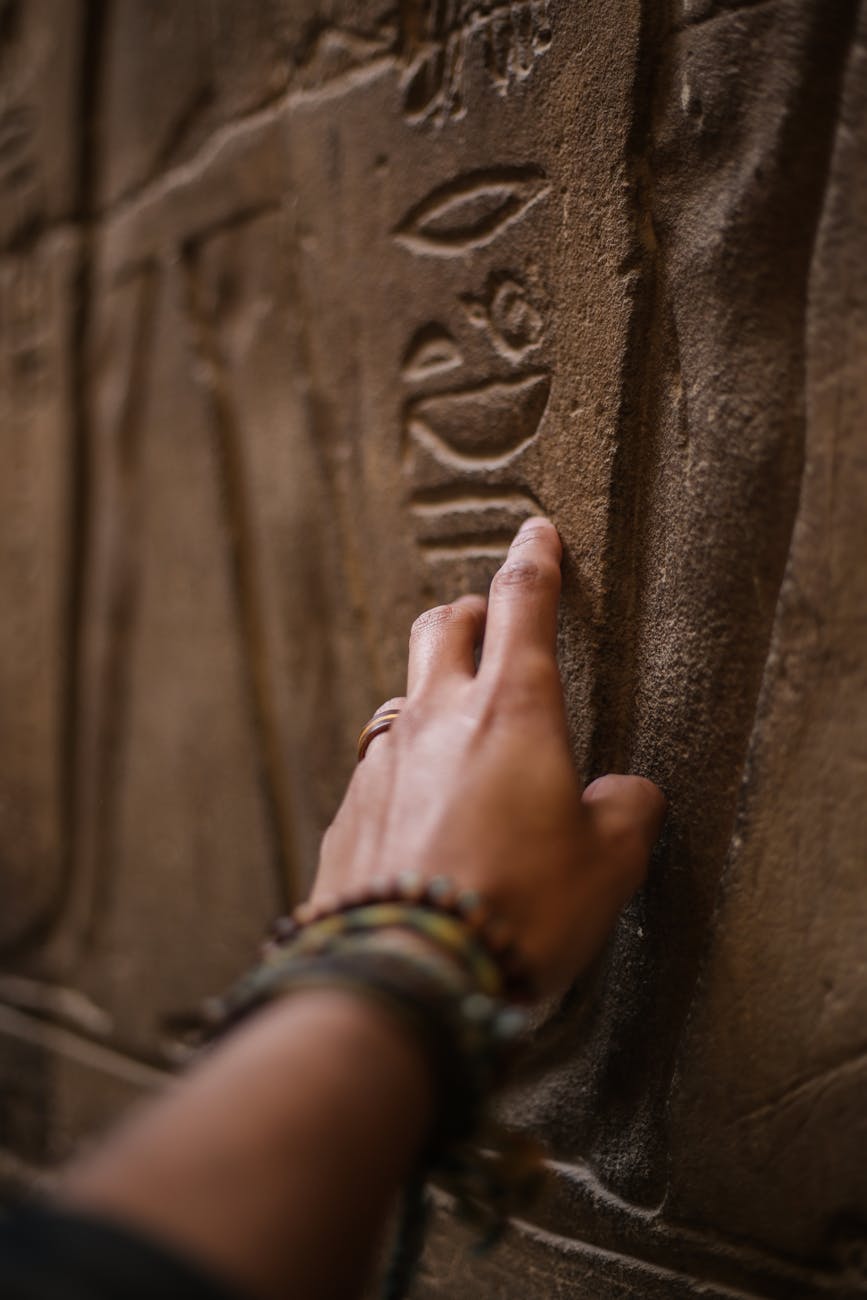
xmin=0 ymin=1200 xmax=251 ymax=1300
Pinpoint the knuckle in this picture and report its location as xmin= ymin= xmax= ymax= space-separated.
xmin=451 ymin=597 xmax=485 ymax=627
xmin=389 ymin=697 xmax=427 ymax=743
xmin=454 ymin=592 xmax=487 ymax=613
xmin=410 ymin=604 xmax=454 ymax=639
xmin=492 ymin=557 xmax=560 ymax=594
xmin=595 ymin=815 xmax=650 ymax=894
xmin=493 ymin=560 xmax=540 ymax=591
xmin=374 ymin=696 xmax=405 ymax=716
xmin=388 ymin=694 xmax=419 ymax=727
xmin=509 ymin=522 xmax=551 ymax=550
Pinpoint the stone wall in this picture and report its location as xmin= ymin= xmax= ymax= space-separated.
xmin=1 ymin=2 xmax=865 ymax=1295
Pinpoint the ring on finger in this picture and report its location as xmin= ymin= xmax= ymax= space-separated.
xmin=357 ymin=706 xmax=402 ymax=762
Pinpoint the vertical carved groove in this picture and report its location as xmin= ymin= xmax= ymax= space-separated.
xmin=1 ymin=0 xmax=110 ymax=957
xmin=82 ymin=263 xmax=158 ymax=945
xmin=281 ymin=195 xmax=388 ymax=705
xmin=180 ymin=245 xmax=298 ymax=910
xmin=63 ymin=0 xmax=108 ymax=925
xmin=587 ymin=0 xmax=668 ymax=779
xmin=65 ymin=0 xmax=107 ymax=863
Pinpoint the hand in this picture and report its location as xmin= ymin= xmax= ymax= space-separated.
xmin=56 ymin=521 xmax=665 ymax=1300
xmin=313 ymin=519 xmax=665 ymax=996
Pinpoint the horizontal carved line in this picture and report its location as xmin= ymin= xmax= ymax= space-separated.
xmin=0 ymin=1002 xmax=168 ymax=1090
xmin=418 ymin=540 xmax=512 ymax=560
xmin=410 ymin=482 xmax=540 ymax=507
xmin=514 ymin=1159 xmax=858 ymax=1299
xmin=410 ymin=489 xmax=539 ymax=515
xmin=405 ymin=418 xmax=536 ymax=471
xmin=0 ymin=976 xmax=113 ymax=1038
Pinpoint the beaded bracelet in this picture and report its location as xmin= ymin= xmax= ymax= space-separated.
xmin=262 ymin=904 xmax=504 ymax=1004
xmin=211 ymin=936 xmax=526 ymax=1154
xmin=267 ymin=873 xmax=536 ymax=1001
xmin=199 ymin=881 xmax=545 ymax=1300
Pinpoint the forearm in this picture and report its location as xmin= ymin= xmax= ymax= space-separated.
xmin=60 ymin=990 xmax=434 ymax=1300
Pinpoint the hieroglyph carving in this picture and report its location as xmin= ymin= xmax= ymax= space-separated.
xmin=401 ymin=0 xmax=553 ymax=123
xmin=294 ymin=2 xmax=552 ymax=126
xmin=396 ymin=168 xmax=550 ymax=564
xmin=395 ymin=167 xmax=549 ymax=255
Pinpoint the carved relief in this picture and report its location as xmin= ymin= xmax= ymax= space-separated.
xmin=461 ymin=270 xmax=545 ymax=360
xmin=293 ymin=23 xmax=394 ymax=93
xmin=1 ymin=7 xmax=865 ymax=1298
xmin=407 ymin=371 xmax=550 ymax=461
xmin=396 ymin=169 xmax=550 ymax=567
xmin=400 ymin=0 xmax=553 ymax=123
xmin=0 ymin=4 xmax=42 ymax=245
xmin=0 ymin=238 xmax=72 ymax=949
xmin=402 ymin=359 xmax=549 ymax=561
xmin=401 ymin=323 xmax=464 ymax=380
xmin=0 ymin=252 xmax=49 ymax=403
xmin=394 ymin=166 xmax=549 ymax=255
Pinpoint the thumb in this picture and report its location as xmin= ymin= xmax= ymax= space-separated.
xmin=581 ymin=774 xmax=667 ymax=896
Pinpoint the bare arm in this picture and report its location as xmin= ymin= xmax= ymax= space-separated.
xmin=58 ymin=520 xmax=665 ymax=1300
xmin=63 ymin=990 xmax=433 ymax=1300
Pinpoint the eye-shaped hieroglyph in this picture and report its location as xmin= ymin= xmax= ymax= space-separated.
xmin=394 ymin=167 xmax=550 ymax=257
xmin=396 ymin=169 xmax=551 ymax=566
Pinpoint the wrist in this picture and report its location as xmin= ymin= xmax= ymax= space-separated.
xmin=262 ymin=986 xmax=437 ymax=1142
xmin=63 ymin=987 xmax=435 ymax=1300
xmin=190 ymin=891 xmax=537 ymax=1296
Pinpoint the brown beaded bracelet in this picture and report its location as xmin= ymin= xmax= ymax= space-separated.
xmin=268 ymin=873 xmax=536 ymax=1001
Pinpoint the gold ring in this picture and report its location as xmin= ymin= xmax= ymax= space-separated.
xmin=357 ymin=709 xmax=402 ymax=762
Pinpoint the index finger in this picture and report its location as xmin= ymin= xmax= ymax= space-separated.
xmin=479 ymin=517 xmax=563 ymax=676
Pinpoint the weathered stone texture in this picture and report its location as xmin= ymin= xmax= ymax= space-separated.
xmin=666 ymin=0 xmax=867 ymax=1261
xmin=0 ymin=0 xmax=83 ymax=947
xmin=1 ymin=2 xmax=866 ymax=1297
xmin=0 ymin=234 xmax=78 ymax=947
xmin=0 ymin=0 xmax=83 ymax=245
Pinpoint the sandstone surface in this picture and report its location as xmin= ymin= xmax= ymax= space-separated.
xmin=0 ymin=3 xmax=865 ymax=1296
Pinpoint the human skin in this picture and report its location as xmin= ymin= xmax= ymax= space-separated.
xmin=314 ymin=517 xmax=665 ymax=994
xmin=61 ymin=519 xmax=666 ymax=1300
